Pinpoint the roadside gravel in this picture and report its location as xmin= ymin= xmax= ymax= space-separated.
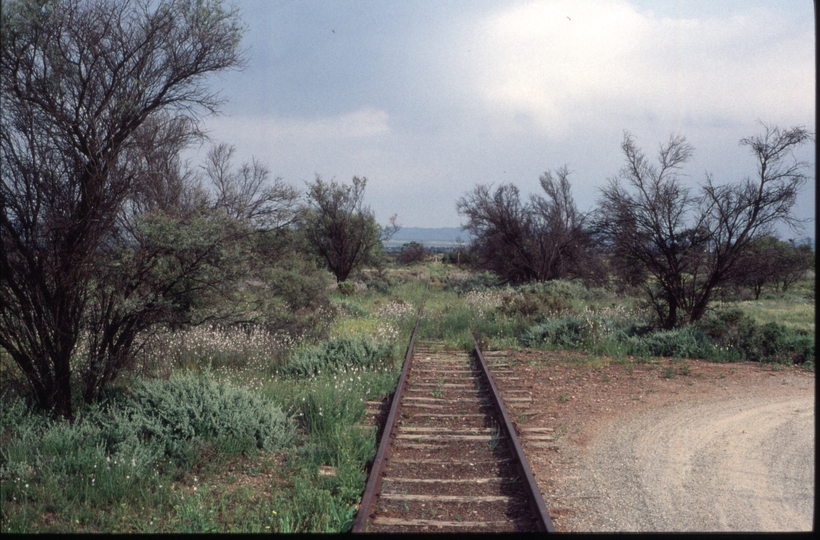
xmin=497 ymin=352 xmax=815 ymax=532
xmin=557 ymin=391 xmax=814 ymax=531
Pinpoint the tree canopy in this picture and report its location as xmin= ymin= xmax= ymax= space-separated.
xmin=456 ymin=167 xmax=592 ymax=284
xmin=301 ymin=176 xmax=398 ymax=283
xmin=1 ymin=0 xmax=247 ymax=419
xmin=594 ymin=125 xmax=813 ymax=328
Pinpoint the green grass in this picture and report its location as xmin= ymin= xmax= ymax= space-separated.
xmin=1 ymin=270 xmax=411 ymax=533
xmin=725 ymin=298 xmax=815 ymax=333
xmin=1 ymin=263 xmax=814 ymax=532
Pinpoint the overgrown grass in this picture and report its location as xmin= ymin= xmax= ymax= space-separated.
xmin=2 ymin=267 xmax=412 ymax=533
xmin=1 ymin=263 xmax=814 ymax=532
xmin=521 ymin=303 xmax=814 ymax=365
xmin=724 ymin=298 xmax=815 ymax=333
xmin=1 ymin=371 xmax=295 ymax=533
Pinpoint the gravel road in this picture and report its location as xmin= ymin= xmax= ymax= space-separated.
xmin=551 ymin=379 xmax=814 ymax=532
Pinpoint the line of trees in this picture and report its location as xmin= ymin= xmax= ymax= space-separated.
xmin=1 ymin=0 xmax=813 ymax=421
xmin=458 ymin=125 xmax=813 ymax=329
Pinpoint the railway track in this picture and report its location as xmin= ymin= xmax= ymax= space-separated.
xmin=353 ymin=320 xmax=555 ymax=533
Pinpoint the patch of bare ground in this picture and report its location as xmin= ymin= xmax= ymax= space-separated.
xmin=494 ymin=351 xmax=815 ymax=532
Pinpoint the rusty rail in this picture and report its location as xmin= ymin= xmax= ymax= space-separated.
xmin=352 ymin=314 xmax=556 ymax=532
xmin=352 ymin=284 xmax=427 ymax=533
xmin=472 ymin=332 xmax=557 ymax=533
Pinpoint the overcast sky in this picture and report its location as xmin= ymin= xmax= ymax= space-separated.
xmin=195 ymin=0 xmax=815 ymax=237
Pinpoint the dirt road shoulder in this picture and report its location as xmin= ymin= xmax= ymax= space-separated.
xmin=496 ymin=352 xmax=815 ymax=532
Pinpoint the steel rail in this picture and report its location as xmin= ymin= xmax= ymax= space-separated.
xmin=471 ymin=332 xmax=557 ymax=533
xmin=352 ymin=283 xmax=428 ymax=533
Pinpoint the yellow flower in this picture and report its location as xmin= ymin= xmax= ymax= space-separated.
xmin=272 ymin=510 xmax=277 ymax=515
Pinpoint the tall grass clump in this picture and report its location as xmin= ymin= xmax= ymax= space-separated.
xmin=280 ymin=337 xmax=395 ymax=378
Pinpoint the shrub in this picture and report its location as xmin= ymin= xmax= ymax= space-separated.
xmin=624 ymin=326 xmax=711 ymax=359
xmin=697 ymin=308 xmax=814 ymax=363
xmin=281 ymin=337 xmax=392 ymax=378
xmin=696 ymin=308 xmax=749 ymax=340
xmin=445 ymin=271 xmax=501 ymax=294
xmin=0 ymin=374 xmax=295 ymax=529
xmin=95 ymin=372 xmax=295 ymax=459
xmin=498 ymin=289 xmax=573 ymax=319
xmin=338 ymin=301 xmax=368 ymax=318
xmin=0 ymin=398 xmax=48 ymax=440
xmin=363 ymin=278 xmax=391 ymax=295
xmin=533 ymin=279 xmax=594 ymax=302
xmin=521 ymin=316 xmax=591 ymax=348
xmin=1 ymin=405 xmax=163 ymax=510
xmin=337 ymin=281 xmax=356 ymax=296
xmin=263 ymin=256 xmax=330 ymax=312
xmin=397 ymin=241 xmax=426 ymax=265
xmin=739 ymin=322 xmax=814 ymax=364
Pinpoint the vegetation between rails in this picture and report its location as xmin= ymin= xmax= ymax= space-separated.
xmin=1 ymin=262 xmax=814 ymax=532
xmin=0 ymin=0 xmax=813 ymax=533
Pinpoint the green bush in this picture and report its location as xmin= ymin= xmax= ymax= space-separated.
xmin=337 ymin=281 xmax=356 ymax=296
xmin=338 ymin=300 xmax=368 ymax=318
xmin=531 ymin=280 xmax=593 ymax=302
xmin=445 ymin=271 xmax=501 ymax=294
xmin=518 ymin=306 xmax=815 ymax=364
xmin=696 ymin=308 xmax=814 ymax=363
xmin=281 ymin=337 xmax=392 ymax=378
xmin=499 ymin=289 xmax=573 ymax=319
xmin=624 ymin=326 xmax=712 ymax=359
xmin=521 ymin=316 xmax=591 ymax=348
xmin=696 ymin=307 xmax=749 ymax=341
xmin=264 ymin=256 xmax=330 ymax=312
xmin=1 ymin=373 xmax=295 ymax=532
xmin=0 ymin=398 xmax=48 ymax=441
xmin=363 ymin=278 xmax=391 ymax=295
xmin=118 ymin=372 xmax=295 ymax=458
xmin=739 ymin=322 xmax=814 ymax=363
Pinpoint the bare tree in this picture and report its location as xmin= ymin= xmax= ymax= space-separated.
xmin=0 ymin=0 xmax=246 ymax=419
xmin=123 ymin=113 xmax=208 ymax=218
xmin=456 ymin=166 xmax=590 ymax=284
xmin=696 ymin=124 xmax=814 ymax=312
xmin=777 ymin=241 xmax=813 ymax=292
xmin=301 ymin=176 xmax=398 ymax=283
xmin=204 ymin=143 xmax=299 ymax=230
xmin=596 ymin=125 xmax=812 ymax=328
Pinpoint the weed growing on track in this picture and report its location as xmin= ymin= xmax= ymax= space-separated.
xmin=1 ymin=263 xmax=813 ymax=532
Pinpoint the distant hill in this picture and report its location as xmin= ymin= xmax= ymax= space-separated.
xmin=390 ymin=227 xmax=471 ymax=243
